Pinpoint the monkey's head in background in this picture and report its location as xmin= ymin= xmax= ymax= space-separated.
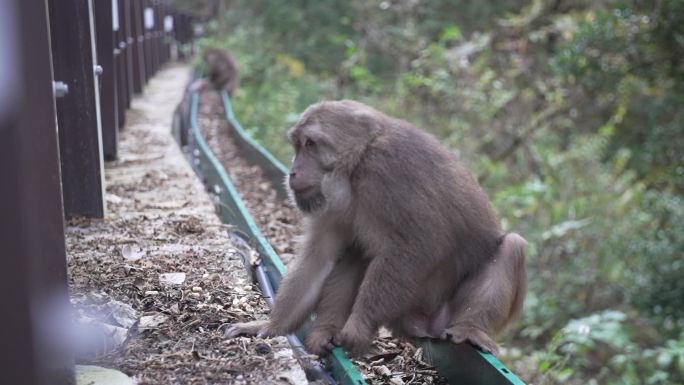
xmin=203 ymin=48 xmax=220 ymax=63
xmin=286 ymin=100 xmax=382 ymax=214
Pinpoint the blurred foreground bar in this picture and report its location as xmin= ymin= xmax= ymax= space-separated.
xmin=0 ymin=1 xmax=74 ymax=384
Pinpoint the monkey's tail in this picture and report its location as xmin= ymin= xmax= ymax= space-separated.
xmin=500 ymin=232 xmax=527 ymax=322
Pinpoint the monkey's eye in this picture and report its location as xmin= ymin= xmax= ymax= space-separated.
xmin=304 ymin=138 xmax=316 ymax=148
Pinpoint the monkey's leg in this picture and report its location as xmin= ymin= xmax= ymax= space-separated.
xmin=306 ymin=254 xmax=368 ymax=355
xmin=441 ymin=233 xmax=527 ymax=355
xmin=336 ymin=248 xmax=428 ymax=355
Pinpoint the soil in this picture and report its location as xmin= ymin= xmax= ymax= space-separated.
xmin=65 ymin=64 xmax=308 ymax=385
xmin=196 ymin=91 xmax=448 ymax=385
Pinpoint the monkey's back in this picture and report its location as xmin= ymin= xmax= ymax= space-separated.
xmin=204 ymin=49 xmax=239 ymax=94
xmin=354 ymin=117 xmax=502 ymax=278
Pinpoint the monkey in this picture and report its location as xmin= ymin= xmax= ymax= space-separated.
xmin=224 ymin=100 xmax=527 ymax=357
xmin=189 ymin=48 xmax=239 ymax=96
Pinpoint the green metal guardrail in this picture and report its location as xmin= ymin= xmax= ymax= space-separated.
xmin=172 ymin=84 xmax=528 ymax=385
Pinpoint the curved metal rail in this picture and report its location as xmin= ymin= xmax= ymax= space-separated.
xmin=172 ymin=80 xmax=528 ymax=385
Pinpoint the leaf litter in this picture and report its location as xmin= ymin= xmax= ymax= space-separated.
xmin=65 ymin=65 xmax=308 ymax=385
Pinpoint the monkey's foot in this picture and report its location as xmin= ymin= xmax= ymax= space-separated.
xmin=305 ymin=327 xmax=338 ymax=356
xmin=224 ymin=320 xmax=273 ymax=339
xmin=440 ymin=326 xmax=499 ymax=356
xmin=334 ymin=317 xmax=374 ymax=357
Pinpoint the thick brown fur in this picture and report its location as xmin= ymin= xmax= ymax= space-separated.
xmin=190 ymin=48 xmax=239 ymax=95
xmin=225 ymin=100 xmax=527 ymax=356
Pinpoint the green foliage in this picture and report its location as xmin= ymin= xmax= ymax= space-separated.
xmin=533 ymin=311 xmax=684 ymax=385
xmin=194 ymin=0 xmax=684 ymax=383
xmin=553 ymin=3 xmax=684 ymax=191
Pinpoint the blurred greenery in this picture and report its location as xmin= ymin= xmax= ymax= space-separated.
xmin=183 ymin=0 xmax=684 ymax=383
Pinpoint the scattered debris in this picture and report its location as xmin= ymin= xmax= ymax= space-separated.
xmin=373 ymin=365 xmax=392 ymax=377
xmin=75 ymin=365 xmax=136 ymax=385
xmin=255 ymin=342 xmax=272 ymax=355
xmin=121 ymin=244 xmax=146 ymax=261
xmin=73 ymin=315 xmax=129 ymax=358
xmin=106 ymin=193 xmax=124 ymax=205
xmin=174 ymin=216 xmax=205 ymax=234
xmin=138 ymin=313 xmax=168 ymax=329
xmin=107 ymin=300 xmax=139 ymax=328
xmin=159 ymin=272 xmax=186 ymax=285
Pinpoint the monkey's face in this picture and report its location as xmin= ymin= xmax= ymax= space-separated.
xmin=204 ymin=49 xmax=219 ymax=63
xmin=286 ymin=122 xmax=337 ymax=214
xmin=286 ymin=101 xmax=386 ymax=215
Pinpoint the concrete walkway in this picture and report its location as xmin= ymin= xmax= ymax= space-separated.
xmin=66 ymin=64 xmax=306 ymax=385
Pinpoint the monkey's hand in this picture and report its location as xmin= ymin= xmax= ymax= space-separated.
xmin=334 ymin=316 xmax=375 ymax=356
xmin=224 ymin=320 xmax=274 ymax=339
xmin=305 ymin=326 xmax=338 ymax=356
xmin=189 ymin=78 xmax=210 ymax=93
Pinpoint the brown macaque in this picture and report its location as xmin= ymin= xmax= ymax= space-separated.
xmin=190 ymin=48 xmax=239 ymax=96
xmin=225 ymin=100 xmax=527 ymax=356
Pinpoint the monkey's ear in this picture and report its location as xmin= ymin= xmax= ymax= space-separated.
xmin=351 ymin=110 xmax=383 ymax=139
xmin=286 ymin=125 xmax=299 ymax=144
xmin=333 ymin=111 xmax=383 ymax=175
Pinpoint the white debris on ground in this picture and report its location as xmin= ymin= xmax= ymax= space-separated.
xmin=65 ymin=63 xmax=308 ymax=385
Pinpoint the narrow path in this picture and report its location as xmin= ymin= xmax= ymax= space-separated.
xmin=65 ymin=64 xmax=307 ymax=385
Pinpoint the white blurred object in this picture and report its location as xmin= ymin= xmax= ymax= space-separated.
xmin=159 ymin=272 xmax=186 ymax=285
xmin=164 ymin=15 xmax=174 ymax=32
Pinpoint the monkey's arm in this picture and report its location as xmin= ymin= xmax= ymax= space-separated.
xmin=269 ymin=239 xmax=338 ymax=335
xmin=224 ymin=228 xmax=341 ymax=338
xmin=268 ymin=225 xmax=344 ymax=335
xmin=305 ymin=253 xmax=367 ymax=355
xmin=189 ymin=78 xmax=210 ymax=92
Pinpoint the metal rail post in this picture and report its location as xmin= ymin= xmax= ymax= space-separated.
xmin=155 ymin=1 xmax=164 ymax=67
xmin=114 ymin=0 xmax=129 ymax=129
xmin=122 ymin=0 xmax=136 ymax=103
xmin=161 ymin=3 xmax=171 ymax=64
xmin=142 ymin=0 xmax=154 ymax=80
xmin=95 ymin=0 xmax=118 ymax=160
xmin=48 ymin=0 xmax=106 ymax=218
xmin=131 ymin=0 xmax=146 ymax=92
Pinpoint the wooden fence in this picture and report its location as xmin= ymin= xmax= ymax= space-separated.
xmin=0 ymin=1 xmax=195 ymax=384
